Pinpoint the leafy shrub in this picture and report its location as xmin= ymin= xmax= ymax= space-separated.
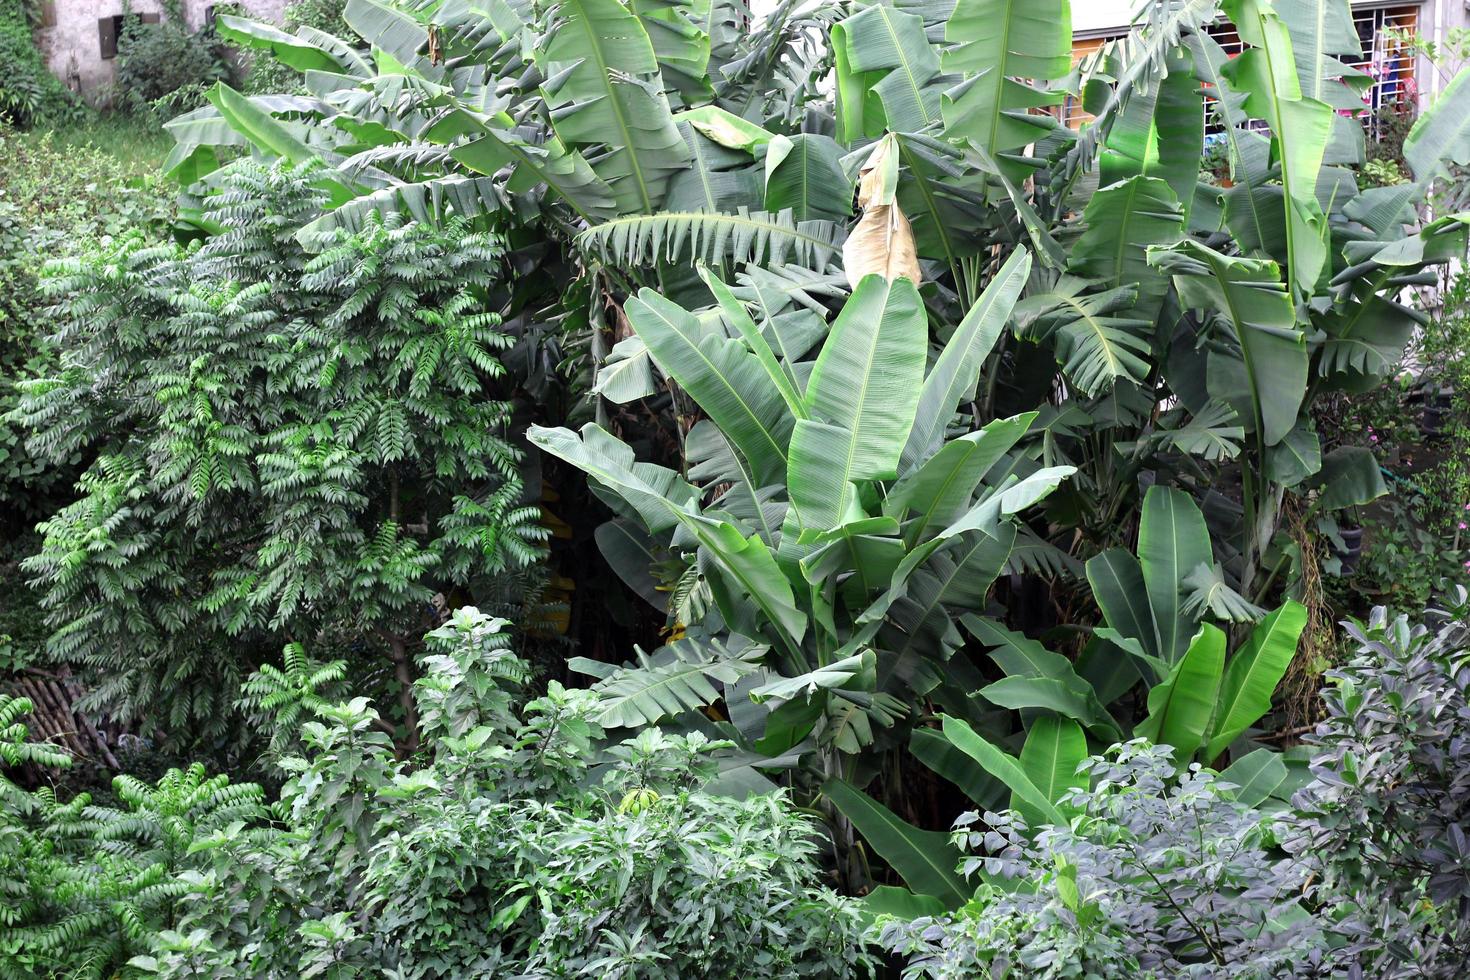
xmin=0 ymin=0 xmax=80 ymax=127
xmin=114 ymin=0 xmax=233 ymax=117
xmin=873 ymin=596 xmax=1470 ymax=979
xmin=0 ymin=609 xmax=872 ymax=979
xmin=15 ymin=160 xmax=544 ymax=745
xmin=1288 ymin=588 xmax=1470 ymax=974
xmin=873 ymin=741 xmax=1332 ymax=979
xmin=0 ymin=125 xmax=173 ymax=531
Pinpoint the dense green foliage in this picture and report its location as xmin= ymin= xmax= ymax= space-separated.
xmin=5 ymin=0 xmax=1470 ymax=973
xmin=14 ymin=162 xmax=544 ymax=743
xmin=0 ymin=0 xmax=79 ymax=127
xmin=114 ymin=0 xmax=236 ymax=118
xmin=874 ymin=591 xmax=1470 ymax=978
xmin=1 ymin=609 xmax=871 ymax=978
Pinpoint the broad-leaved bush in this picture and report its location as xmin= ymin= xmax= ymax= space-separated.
xmin=0 ymin=609 xmax=872 ymax=979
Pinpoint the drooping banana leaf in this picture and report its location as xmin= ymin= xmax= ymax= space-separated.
xmin=535 ymin=0 xmax=692 ymax=214
xmin=1070 ymin=175 xmax=1186 ymax=322
xmin=630 ymin=0 xmax=715 ymax=107
xmin=1150 ymin=240 xmax=1307 ymax=448
xmin=1013 ymin=279 xmax=1151 ymax=399
xmin=941 ymin=0 xmax=1070 ymax=178
xmin=824 ymin=778 xmax=971 ymax=908
xmin=625 ymin=288 xmax=795 ymax=486
xmin=444 ymin=118 xmax=617 ymax=221
xmin=664 ymin=124 xmax=763 ymax=213
xmin=832 ymin=3 xmax=943 ymax=142
xmin=1403 ymin=70 xmax=1470 ymax=192
xmin=217 ymin=14 xmax=370 ymax=75
xmin=940 ymin=715 xmax=1064 ymax=828
xmin=346 ymin=0 xmax=440 ymax=80
xmin=576 ymin=209 xmax=845 ymax=270
xmin=963 ymin=616 xmax=1122 ymax=740
xmin=581 ymin=635 xmax=764 ymax=727
xmin=528 ymin=424 xmax=809 ymax=651
xmin=1098 ymin=46 xmax=1205 ymax=226
xmin=763 ymin=134 xmax=854 ymax=222
xmin=1182 ymin=563 xmax=1267 ymax=625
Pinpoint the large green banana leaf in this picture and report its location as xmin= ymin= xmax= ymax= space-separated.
xmin=824 ymin=778 xmax=970 ymax=908
xmin=1220 ymin=0 xmax=1333 ymax=297
xmin=1138 ymin=486 xmax=1213 ymax=665
xmin=941 ymin=715 xmax=1064 ymax=828
xmin=763 ymin=134 xmax=853 ymax=221
xmin=625 ymin=288 xmax=795 ymax=486
xmin=216 ymin=14 xmax=369 ymax=75
xmin=1098 ymin=46 xmax=1205 ymax=219
xmin=1204 ymin=600 xmax=1307 ymax=761
xmin=1135 ymin=623 xmax=1225 ymax=760
xmin=1017 ymin=716 xmax=1088 ymax=815
xmin=789 ymin=275 xmax=927 ymax=530
xmin=630 ymin=0 xmax=715 ymax=107
xmin=1013 ymin=279 xmax=1151 ymax=402
xmin=1404 ymin=70 xmax=1470 ymax=190
xmin=1070 ymin=175 xmax=1186 ymax=325
xmin=527 ymin=424 xmax=807 ymax=651
xmin=941 ymin=0 xmax=1070 ymax=171
xmin=1275 ymin=0 xmax=1369 ymax=166
xmin=832 ymin=3 xmax=943 ymax=142
xmin=900 ymin=249 xmax=1032 ymax=472
xmin=535 ymin=0 xmax=692 ymax=214
xmin=1150 ymin=240 xmax=1307 ymax=448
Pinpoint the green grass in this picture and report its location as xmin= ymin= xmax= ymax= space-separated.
xmin=33 ymin=112 xmax=174 ymax=176
xmin=0 ymin=112 xmax=176 ymax=239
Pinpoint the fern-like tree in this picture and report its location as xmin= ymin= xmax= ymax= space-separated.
xmin=14 ymin=161 xmax=545 ymax=748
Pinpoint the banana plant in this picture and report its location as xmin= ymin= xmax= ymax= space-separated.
xmin=826 ymin=488 xmax=1307 ymax=908
xmin=830 ymin=606 xmax=1307 ymax=909
xmin=529 ymin=248 xmax=1077 ymax=764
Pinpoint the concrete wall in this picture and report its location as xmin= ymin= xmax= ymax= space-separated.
xmin=34 ymin=0 xmax=286 ymax=99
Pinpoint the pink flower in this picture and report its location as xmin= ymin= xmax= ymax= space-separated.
xmin=1460 ymin=522 xmax=1468 ymax=531
xmin=1370 ymin=434 xmax=1379 ymax=443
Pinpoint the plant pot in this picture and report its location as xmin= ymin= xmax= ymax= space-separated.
xmin=1422 ymin=404 xmax=1449 ymax=438
xmin=1337 ymin=527 xmax=1364 ymax=576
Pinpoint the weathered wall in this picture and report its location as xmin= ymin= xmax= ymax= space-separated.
xmin=34 ymin=0 xmax=287 ymax=100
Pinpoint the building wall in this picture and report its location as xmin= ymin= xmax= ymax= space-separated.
xmin=34 ymin=0 xmax=287 ymax=99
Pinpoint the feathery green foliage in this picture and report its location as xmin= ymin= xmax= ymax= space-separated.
xmin=14 ymin=161 xmax=544 ymax=745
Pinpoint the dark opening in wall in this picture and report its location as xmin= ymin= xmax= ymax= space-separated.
xmin=98 ymin=11 xmax=161 ymax=60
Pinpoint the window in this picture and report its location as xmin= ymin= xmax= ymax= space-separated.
xmin=1060 ymin=4 xmax=1422 ymax=133
xmin=1354 ymin=4 xmax=1419 ymax=133
xmin=98 ymin=11 xmax=161 ymax=60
